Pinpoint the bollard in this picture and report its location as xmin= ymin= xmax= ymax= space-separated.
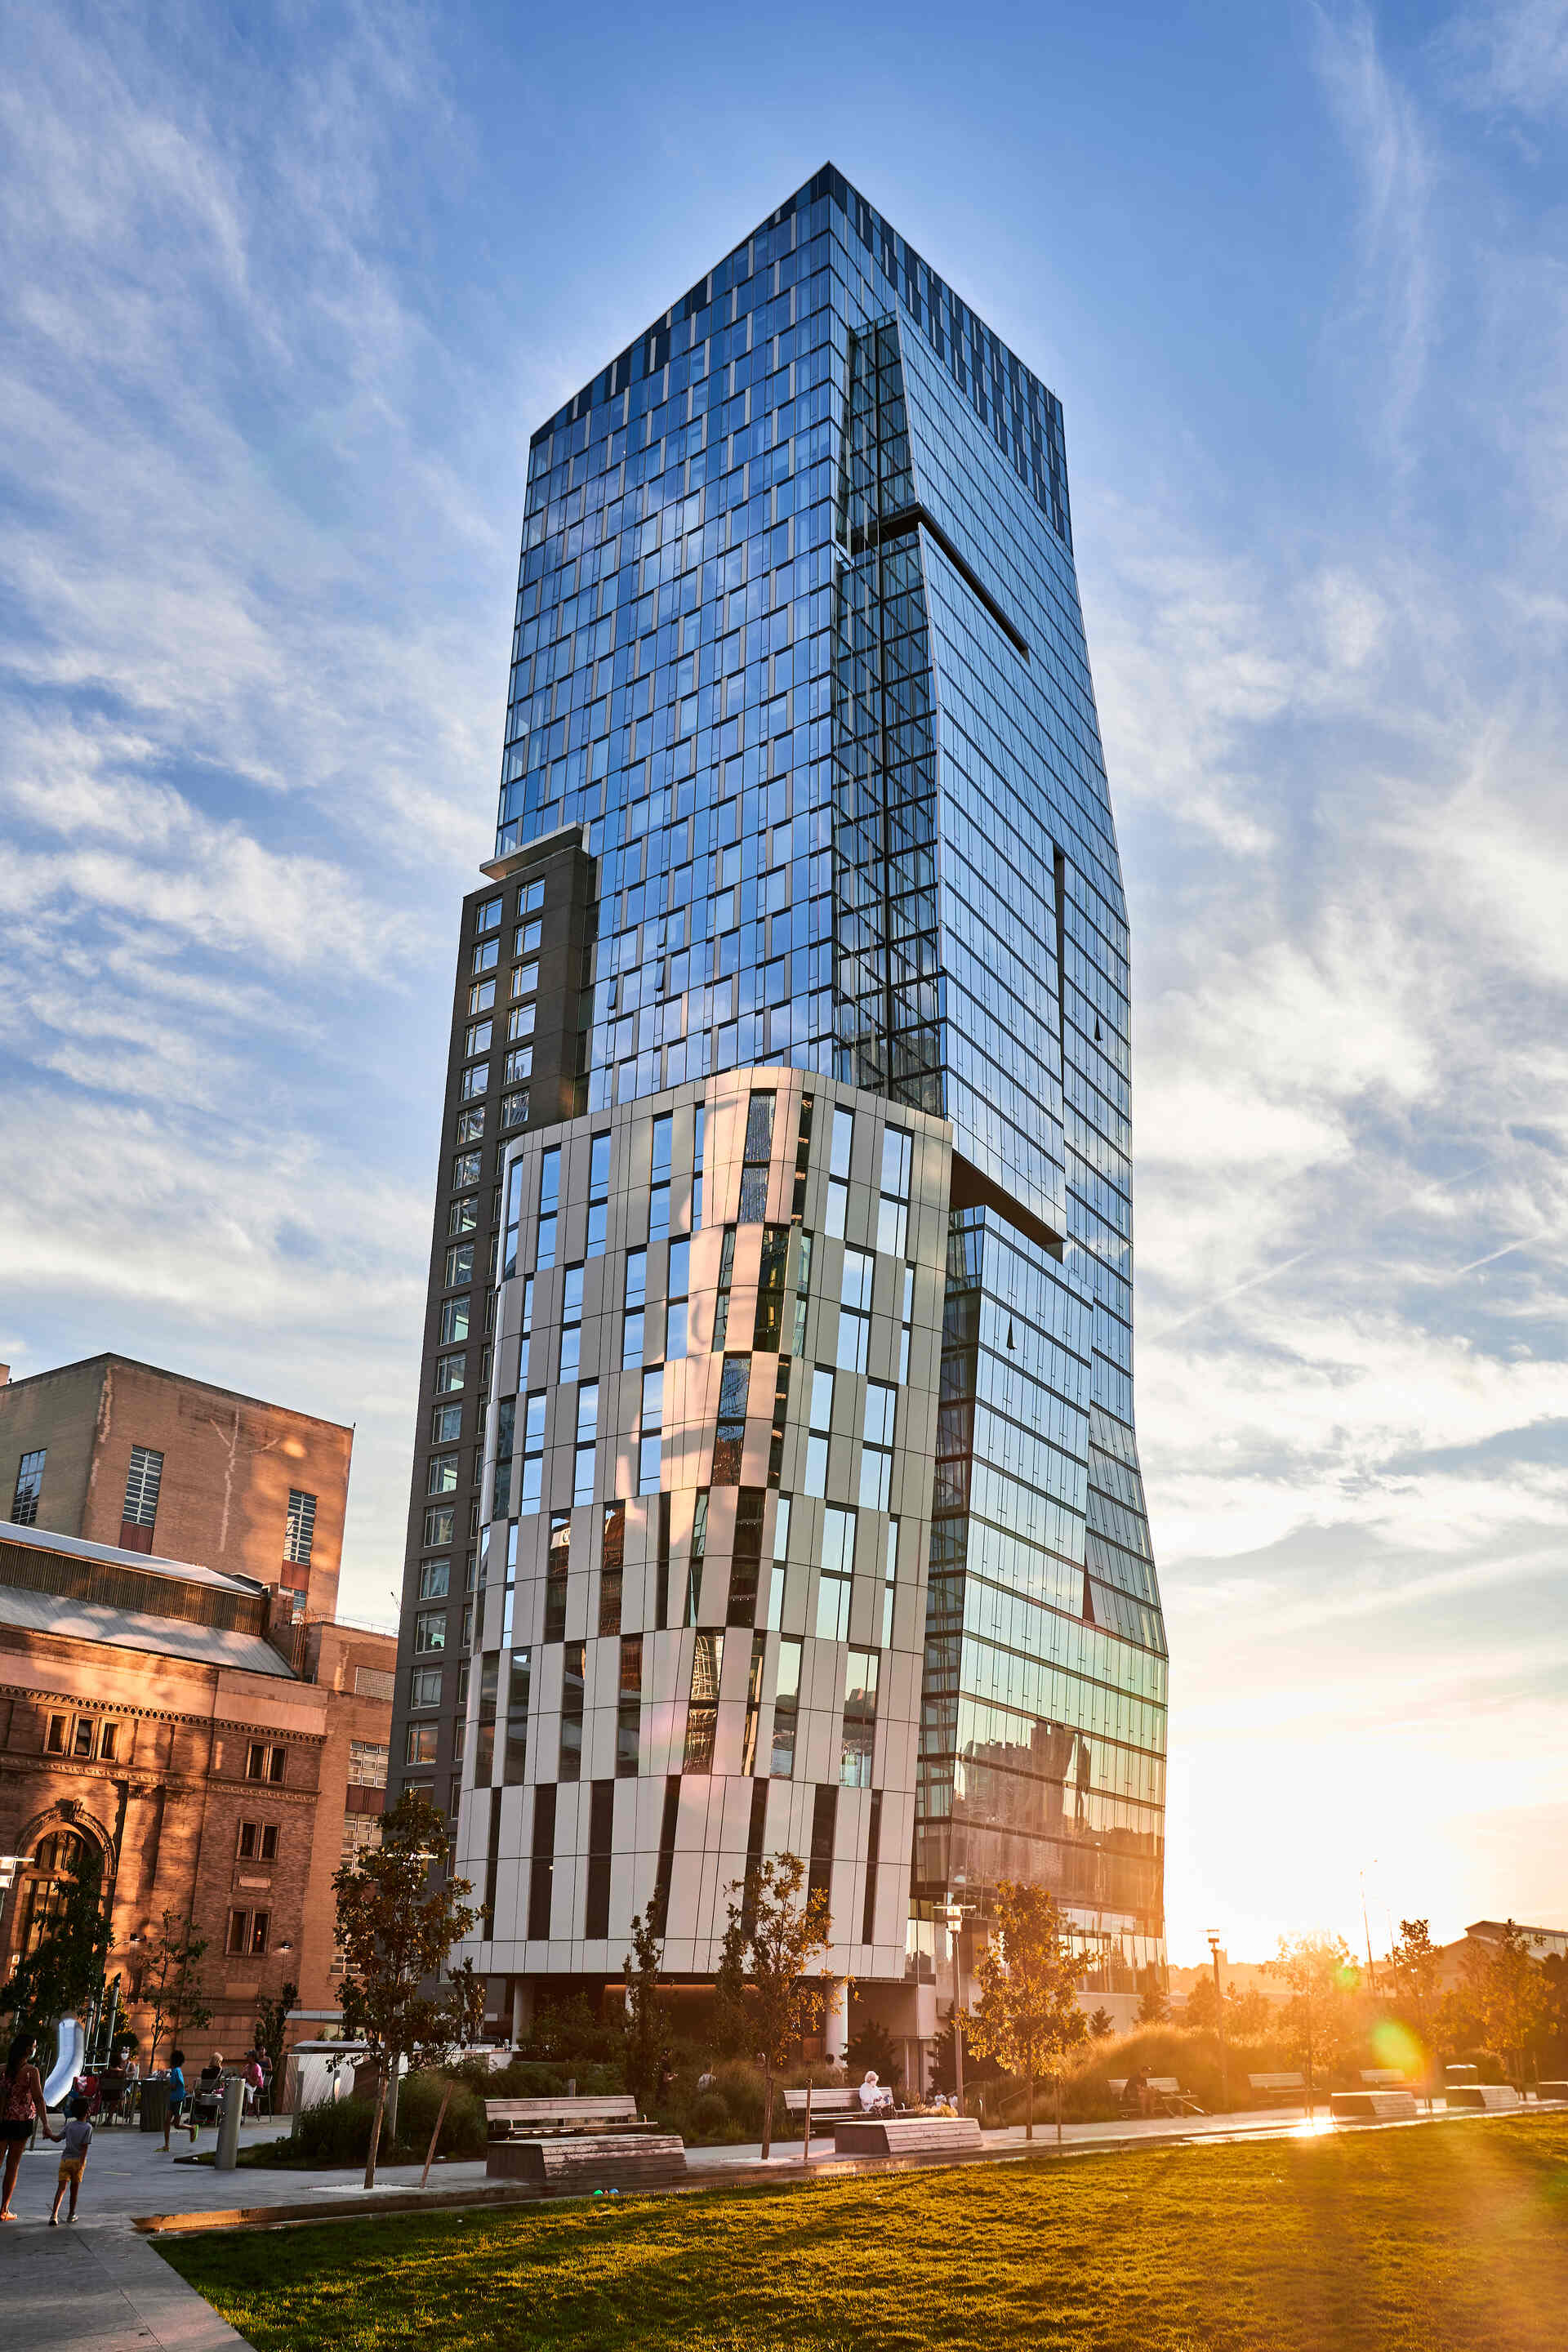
xmin=216 ymin=2075 xmax=243 ymax=2171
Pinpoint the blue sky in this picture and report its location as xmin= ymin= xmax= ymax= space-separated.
xmin=2 ymin=0 xmax=1565 ymax=1960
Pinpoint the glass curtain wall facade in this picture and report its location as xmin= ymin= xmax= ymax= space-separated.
xmin=419 ymin=163 xmax=1165 ymax=2039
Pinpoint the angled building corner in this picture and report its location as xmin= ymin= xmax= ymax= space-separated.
xmin=388 ymin=164 xmax=1167 ymax=2075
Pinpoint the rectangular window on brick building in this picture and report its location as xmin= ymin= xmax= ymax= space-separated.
xmin=284 ymin=1489 xmax=317 ymax=1566
xmin=348 ymin=1740 xmax=389 ymax=1788
xmin=11 ymin=1449 xmax=45 ymax=1526
xmin=227 ymin=1908 xmax=270 ymax=1955
xmin=120 ymin=1444 xmax=163 ymax=1551
xmin=247 ymin=1742 xmax=286 ymax=1784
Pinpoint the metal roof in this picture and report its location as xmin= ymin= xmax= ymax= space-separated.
xmin=0 ymin=1581 xmax=296 ymax=1677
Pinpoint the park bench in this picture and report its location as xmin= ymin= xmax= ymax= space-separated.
xmin=1109 ymin=2075 xmax=1204 ymax=2117
xmin=484 ymin=2095 xmax=641 ymax=2140
xmin=486 ymin=2131 xmax=688 ymax=2193
xmin=1247 ymin=2072 xmax=1307 ymax=2105
xmin=835 ymin=2114 xmax=983 ymax=2158
xmin=1330 ymin=2089 xmax=1419 ymax=2123
xmin=1445 ymin=2083 xmax=1521 ymax=2112
xmin=1359 ymin=2070 xmax=1407 ymax=2088
xmin=782 ymin=2087 xmax=862 ymax=2122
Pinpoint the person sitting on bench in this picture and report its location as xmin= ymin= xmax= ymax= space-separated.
xmin=1120 ymin=2067 xmax=1152 ymax=2118
xmin=858 ymin=2070 xmax=895 ymax=2115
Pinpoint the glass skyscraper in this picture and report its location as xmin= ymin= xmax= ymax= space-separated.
xmin=390 ymin=165 xmax=1166 ymax=2065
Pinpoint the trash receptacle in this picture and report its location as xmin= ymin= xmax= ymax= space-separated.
xmin=140 ymin=2080 xmax=169 ymax=2136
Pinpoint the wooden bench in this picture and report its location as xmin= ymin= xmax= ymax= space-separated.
xmin=1247 ymin=2072 xmax=1307 ymax=2105
xmin=486 ymin=2132 xmax=688 ymax=2192
xmin=1109 ymin=2075 xmax=1204 ymax=2116
xmin=1446 ymin=2084 xmax=1521 ymax=2112
xmin=1359 ymin=2070 xmax=1406 ymax=2088
xmin=782 ymin=2088 xmax=862 ymax=2121
xmin=1330 ymin=2089 xmax=1419 ymax=2123
xmin=835 ymin=2114 xmax=983 ymax=2158
xmin=484 ymin=2096 xmax=640 ymax=2140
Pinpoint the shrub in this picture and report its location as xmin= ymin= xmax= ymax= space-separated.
xmin=689 ymin=2091 xmax=729 ymax=2139
xmin=289 ymin=2072 xmax=485 ymax=2167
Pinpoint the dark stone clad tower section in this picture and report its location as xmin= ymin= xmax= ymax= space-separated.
xmin=388 ymin=827 xmax=596 ymax=1820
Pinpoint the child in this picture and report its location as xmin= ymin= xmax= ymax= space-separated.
xmin=50 ymin=2096 xmax=92 ymax=2225
xmin=162 ymin=2049 xmax=196 ymax=2151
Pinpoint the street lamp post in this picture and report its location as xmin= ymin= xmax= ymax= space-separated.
xmin=942 ymin=1898 xmax=965 ymax=2114
xmin=1205 ymin=1929 xmax=1229 ymax=2112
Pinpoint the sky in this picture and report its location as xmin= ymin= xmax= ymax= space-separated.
xmin=2 ymin=0 xmax=1566 ymax=1966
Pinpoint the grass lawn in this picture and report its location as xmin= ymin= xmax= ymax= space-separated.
xmin=158 ymin=2114 xmax=1568 ymax=2351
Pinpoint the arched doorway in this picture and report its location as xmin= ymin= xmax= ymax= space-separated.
xmin=10 ymin=1827 xmax=96 ymax=1963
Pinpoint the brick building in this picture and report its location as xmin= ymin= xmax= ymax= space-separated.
xmin=0 ymin=1354 xmax=352 ymax=1622
xmin=0 ymin=1519 xmax=394 ymax=2065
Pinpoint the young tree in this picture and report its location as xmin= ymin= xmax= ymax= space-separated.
xmin=712 ymin=1851 xmax=832 ymax=2158
xmin=1267 ymin=1933 xmax=1359 ymax=2113
xmin=1388 ymin=1919 xmax=1443 ymax=2103
xmin=622 ymin=1909 xmax=671 ymax=2117
xmin=1088 ymin=2007 xmax=1115 ymax=2039
xmin=0 ymin=1839 xmax=111 ymax=2047
xmin=1134 ymin=1967 xmax=1169 ymax=2026
xmin=140 ymin=1910 xmax=212 ymax=2069
xmin=334 ymin=1789 xmax=478 ymax=2188
xmin=252 ymin=1979 xmax=299 ymax=2098
xmin=1460 ymin=1922 xmax=1548 ymax=2087
xmin=965 ymin=1884 xmax=1087 ymax=2141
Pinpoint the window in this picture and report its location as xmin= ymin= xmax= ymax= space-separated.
xmin=428 ymin=1454 xmax=458 ymax=1495
xmin=492 ymin=1396 xmax=516 ymax=1517
xmin=504 ymin=1648 xmax=532 ymax=1786
xmin=435 ymin=1352 xmax=466 ymax=1394
xmin=837 ymin=1248 xmax=873 ymax=1374
xmin=623 ymin=1245 xmax=646 ymax=1368
xmin=452 ymin=1150 xmax=483 ymax=1190
xmin=98 ymin=1722 xmax=118 ymax=1762
xmin=472 ymin=938 xmax=499 ymax=977
xmin=793 ymin=1231 xmax=813 ymax=1355
xmin=574 ymin=1383 xmax=599 ymax=1505
xmin=122 ymin=1444 xmax=163 ymax=1530
xmin=878 ymin=1128 xmax=912 ymax=1256
xmin=559 ymin=1641 xmax=586 ymax=1780
xmin=683 ymin=1632 xmax=723 ymax=1772
xmin=507 ymin=1011 xmax=534 ymax=1049
xmin=617 ymin=1633 xmax=642 ymax=1775
xmin=468 ymin=981 xmax=495 ymax=1017
xmin=405 ymin=1722 xmax=439 ymax=1766
xmin=439 ymin=1298 xmax=470 ymax=1345
xmin=445 ymin=1243 xmax=474 ymax=1287
xmin=692 ymin=1102 xmax=706 ymax=1232
xmin=521 ymin=877 xmax=544 ymax=914
xmin=599 ymin=1500 xmax=626 ymax=1636
xmin=424 ymin=1505 xmax=455 ymax=1548
xmin=448 ymin=1196 xmax=479 ymax=1238
xmin=459 ymin=1062 xmax=488 ymax=1102
xmin=753 ymin=1225 xmax=789 ymax=1352
xmin=430 ymin=1402 xmax=462 ymax=1445
xmin=44 ymin=1713 xmax=65 ymax=1754
xmin=476 ymin=896 xmax=503 ymax=933
xmin=348 ymin=1740 xmax=389 ymax=1788
xmin=465 ymin=1019 xmax=493 ymax=1057
xmin=237 ymin=1821 xmax=279 ymax=1863
xmin=882 ymin=1519 xmax=899 ymax=1646
xmin=227 ymin=1908 xmax=270 ymax=1956
xmin=791 ymin=1093 xmax=814 ymax=1222
xmin=860 ymin=1383 xmax=896 ymax=1511
xmin=71 ymin=1715 xmax=94 ymax=1759
xmin=502 ymin=1089 xmax=529 ymax=1130
xmin=414 ymin=1610 xmax=448 ymax=1653
xmin=513 ymin=960 xmax=540 ymax=1000
xmin=639 ymin=1368 xmax=664 ymax=1494
xmin=899 ymin=1266 xmax=915 ymax=1385
xmin=504 ymin=1046 xmax=532 ymax=1086
xmin=11 ymin=1450 xmax=45 ymax=1526
xmin=817 ymin=1505 xmax=855 ymax=1641
xmin=664 ymin=1236 xmax=690 ymax=1361
xmin=537 ymin=1146 xmax=560 ymax=1269
xmin=727 ymin=1486 xmax=765 ymax=1628
xmin=840 ymin=1650 xmax=879 ymax=1788
xmin=740 ymin=1091 xmax=775 ymax=1221
xmin=771 ymin=1637 xmax=802 ymax=1776
xmin=806 ymin=1368 xmax=835 ymax=1497
xmin=502 ymin=1157 xmax=524 ymax=1281
xmin=544 ymin=1512 xmax=570 ymax=1641
xmin=456 ymin=1105 xmax=486 ymax=1143
xmin=558 ymin=1265 xmax=586 ymax=1381
xmin=826 ymin=1107 xmax=853 ymax=1238
xmin=648 ymin=1113 xmax=673 ymax=1237
xmin=515 ymin=914 xmax=542 ymax=956
xmin=740 ymin=1631 xmax=766 ymax=1776
xmin=410 ymin=1667 xmax=443 ymax=1710
xmin=519 ymin=1392 xmax=546 ymax=1512
xmin=587 ymin=1132 xmax=611 ymax=1257
xmin=711 ymin=1224 xmax=737 ymax=1349
xmin=246 ymin=1742 xmax=286 ymax=1784
xmin=712 ymin=1354 xmax=750 ymax=1484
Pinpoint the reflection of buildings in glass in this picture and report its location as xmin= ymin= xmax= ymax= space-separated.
xmin=395 ymin=164 xmax=1169 ymax=2060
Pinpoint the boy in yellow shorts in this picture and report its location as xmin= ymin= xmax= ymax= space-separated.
xmin=50 ymin=2095 xmax=92 ymax=2224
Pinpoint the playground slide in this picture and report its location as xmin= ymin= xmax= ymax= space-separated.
xmin=42 ymin=2015 xmax=83 ymax=2107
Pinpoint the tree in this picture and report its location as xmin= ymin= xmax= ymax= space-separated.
xmin=1088 ymin=2007 xmax=1115 ymax=2039
xmin=1387 ymin=1919 xmax=1443 ymax=2102
xmin=1459 ymin=1923 xmax=1548 ymax=2087
xmin=965 ymin=1884 xmax=1087 ymax=2141
xmin=1134 ymin=1967 xmax=1169 ymax=2026
xmin=1267 ymin=1934 xmax=1360 ymax=2112
xmin=139 ymin=1910 xmax=212 ymax=2069
xmin=622 ymin=1909 xmax=671 ymax=2117
xmin=334 ymin=1789 xmax=478 ymax=2188
xmin=1186 ymin=1976 xmax=1273 ymax=2041
xmin=253 ymin=1980 xmax=299 ymax=2096
xmin=0 ymin=1839 xmax=111 ymax=2048
xmin=712 ymin=1851 xmax=832 ymax=2158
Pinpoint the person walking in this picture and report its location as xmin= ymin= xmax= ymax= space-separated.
xmin=1 ymin=2031 xmax=61 ymax=2220
xmin=49 ymin=2096 xmax=92 ymax=2225
xmin=161 ymin=2049 xmax=197 ymax=2151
